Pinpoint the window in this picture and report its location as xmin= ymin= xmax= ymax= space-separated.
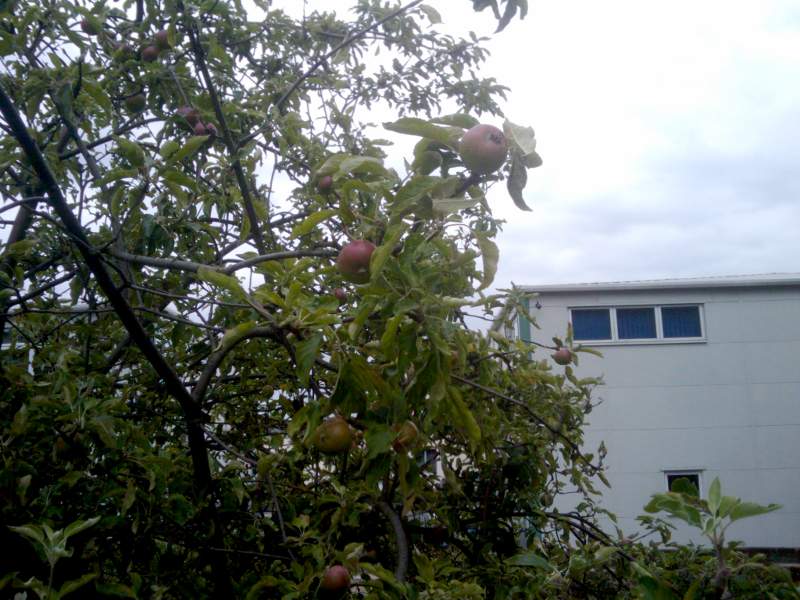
xmin=665 ymin=471 xmax=701 ymax=495
xmin=662 ymin=306 xmax=702 ymax=338
xmin=571 ymin=309 xmax=612 ymax=340
xmin=571 ymin=305 xmax=703 ymax=343
xmin=617 ymin=307 xmax=656 ymax=339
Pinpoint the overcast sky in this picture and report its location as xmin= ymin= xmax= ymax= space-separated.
xmin=276 ymin=1 xmax=800 ymax=288
xmin=444 ymin=0 xmax=800 ymax=287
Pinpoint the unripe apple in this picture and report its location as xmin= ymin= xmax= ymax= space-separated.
xmin=317 ymin=174 xmax=334 ymax=194
xmin=312 ymin=416 xmax=352 ymax=454
xmin=552 ymin=347 xmax=572 ymax=366
xmin=333 ymin=287 xmax=347 ymax=304
xmin=80 ymin=18 xmax=101 ymax=36
xmin=154 ymin=29 xmax=171 ymax=51
xmin=141 ymin=45 xmax=160 ymax=62
xmin=392 ymin=420 xmax=419 ymax=453
xmin=336 ymin=240 xmax=375 ymax=284
xmin=124 ymin=93 xmax=146 ymax=113
xmin=176 ymin=106 xmax=201 ymax=127
xmin=459 ymin=124 xmax=508 ymax=175
xmin=320 ymin=565 xmax=350 ymax=592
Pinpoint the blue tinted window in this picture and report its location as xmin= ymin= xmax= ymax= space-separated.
xmin=662 ymin=306 xmax=702 ymax=338
xmin=572 ymin=309 xmax=611 ymax=340
xmin=617 ymin=307 xmax=656 ymax=339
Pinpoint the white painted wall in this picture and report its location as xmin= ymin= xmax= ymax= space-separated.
xmin=519 ymin=282 xmax=800 ymax=547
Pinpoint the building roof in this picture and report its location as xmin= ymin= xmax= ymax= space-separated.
xmin=518 ymin=273 xmax=800 ymax=293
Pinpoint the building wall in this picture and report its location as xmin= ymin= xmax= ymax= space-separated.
xmin=520 ymin=284 xmax=800 ymax=547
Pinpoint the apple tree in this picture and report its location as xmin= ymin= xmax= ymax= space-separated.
xmin=0 ymin=0 xmax=619 ymax=597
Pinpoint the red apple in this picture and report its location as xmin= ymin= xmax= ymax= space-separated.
xmin=552 ymin=347 xmax=572 ymax=366
xmin=320 ymin=565 xmax=350 ymax=591
xmin=205 ymin=123 xmax=217 ymax=138
xmin=80 ymin=18 xmax=101 ymax=36
xmin=336 ymin=240 xmax=375 ymax=284
xmin=333 ymin=288 xmax=347 ymax=304
xmin=392 ymin=421 xmax=419 ymax=452
xmin=317 ymin=174 xmax=334 ymax=193
xmin=154 ymin=29 xmax=171 ymax=51
xmin=141 ymin=45 xmax=160 ymax=63
xmin=193 ymin=122 xmax=208 ymax=136
xmin=176 ymin=106 xmax=201 ymax=127
xmin=312 ymin=416 xmax=352 ymax=454
xmin=459 ymin=124 xmax=508 ymax=175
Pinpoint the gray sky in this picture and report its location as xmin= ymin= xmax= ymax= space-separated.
xmin=450 ymin=0 xmax=800 ymax=287
xmin=275 ymin=1 xmax=800 ymax=288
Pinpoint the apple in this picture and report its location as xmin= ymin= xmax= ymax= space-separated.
xmin=205 ymin=123 xmax=217 ymax=138
xmin=552 ymin=347 xmax=572 ymax=366
xmin=320 ymin=565 xmax=350 ymax=592
xmin=193 ymin=122 xmax=208 ymax=136
xmin=80 ymin=18 xmax=101 ymax=36
xmin=336 ymin=240 xmax=375 ymax=284
xmin=141 ymin=45 xmax=160 ymax=63
xmin=333 ymin=287 xmax=347 ymax=304
xmin=124 ymin=93 xmax=146 ymax=113
xmin=154 ymin=29 xmax=171 ymax=51
xmin=458 ymin=123 xmax=508 ymax=175
xmin=317 ymin=174 xmax=334 ymax=194
xmin=176 ymin=106 xmax=201 ymax=126
xmin=392 ymin=420 xmax=419 ymax=452
xmin=312 ymin=416 xmax=352 ymax=454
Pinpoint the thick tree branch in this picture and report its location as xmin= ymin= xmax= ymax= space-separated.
xmin=377 ymin=501 xmax=409 ymax=583
xmin=0 ymin=82 xmax=236 ymax=596
xmin=185 ymin=22 xmax=268 ymax=255
xmin=108 ymin=247 xmax=337 ymax=274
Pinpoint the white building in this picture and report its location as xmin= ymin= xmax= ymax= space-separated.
xmin=515 ymin=274 xmax=800 ymax=548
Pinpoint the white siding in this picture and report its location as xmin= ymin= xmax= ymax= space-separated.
xmin=524 ymin=283 xmax=800 ymax=547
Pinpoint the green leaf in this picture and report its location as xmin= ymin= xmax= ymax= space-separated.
xmin=167 ymin=135 xmax=209 ymax=164
xmin=475 ymin=233 xmax=499 ymax=290
xmin=717 ymin=495 xmax=739 ymax=518
xmin=113 ymin=136 xmax=145 ymax=167
xmin=94 ymin=167 xmax=139 ymax=186
xmin=63 ymin=516 xmax=100 ymax=539
xmin=196 ymin=266 xmax=246 ymax=299
xmin=419 ymin=4 xmax=442 ymax=24
xmin=364 ymin=424 xmax=394 ymax=459
xmin=507 ymin=152 xmax=531 ymax=211
xmin=295 ymin=332 xmax=323 ymax=387
xmin=447 ymin=387 xmax=481 ymax=448
xmin=729 ymin=501 xmax=781 ymax=522
xmin=9 ymin=524 xmax=45 ymax=546
xmin=707 ymin=477 xmax=721 ymax=514
xmin=507 ymin=551 xmax=553 ymax=570
xmin=383 ymin=117 xmax=462 ymax=148
xmin=217 ymin=321 xmax=257 ymax=352
xmin=370 ymin=223 xmax=406 ymax=282
xmin=503 ymin=120 xmax=540 ymax=166
xmin=290 ymin=209 xmax=337 ymax=239
xmin=58 ymin=572 xmax=98 ymax=597
xmin=337 ymin=156 xmax=387 ymax=177
xmin=432 ymin=197 xmax=479 ymax=215
xmin=431 ymin=113 xmax=479 ymax=129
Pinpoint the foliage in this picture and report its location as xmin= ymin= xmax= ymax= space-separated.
xmin=0 ymin=0 xmax=793 ymax=599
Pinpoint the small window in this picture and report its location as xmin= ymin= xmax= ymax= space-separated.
xmin=617 ymin=307 xmax=656 ymax=339
xmin=665 ymin=471 xmax=701 ymax=494
xmin=572 ymin=309 xmax=611 ymax=340
xmin=662 ymin=306 xmax=702 ymax=338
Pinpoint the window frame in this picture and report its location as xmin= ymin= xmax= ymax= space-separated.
xmin=664 ymin=469 xmax=703 ymax=496
xmin=569 ymin=304 xmax=705 ymax=345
